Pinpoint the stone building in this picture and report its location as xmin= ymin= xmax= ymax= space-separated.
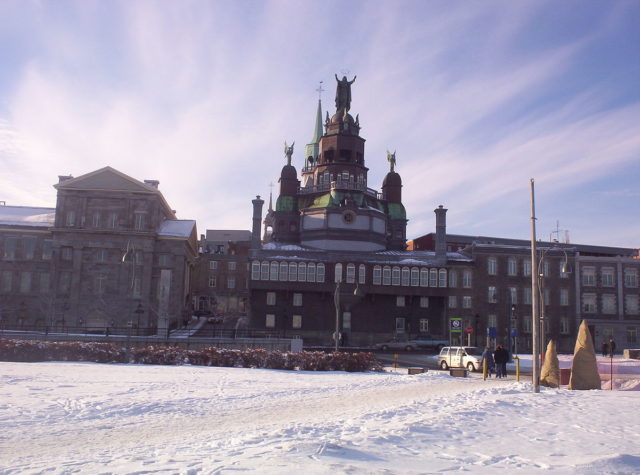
xmin=0 ymin=166 xmax=197 ymax=333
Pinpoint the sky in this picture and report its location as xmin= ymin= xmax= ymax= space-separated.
xmin=1 ymin=0 xmax=639 ymax=248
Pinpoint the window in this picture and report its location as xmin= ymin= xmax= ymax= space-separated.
xmin=158 ymin=254 xmax=171 ymax=267
xmin=20 ymin=272 xmax=31 ymax=293
xmin=462 ymin=296 xmax=472 ymax=308
xmin=279 ymin=262 xmax=288 ymax=281
xmin=227 ymin=276 xmax=236 ymax=289
xmin=523 ymin=260 xmax=531 ymax=277
xmin=316 ymin=263 xmax=325 ymax=282
xmin=487 ymin=257 xmax=497 ymax=275
xmin=560 ymin=317 xmax=570 ymax=334
xmin=509 ymin=287 xmax=517 ymax=304
xmin=448 ymin=270 xmax=457 ymax=288
xmin=488 ymin=314 xmax=497 ymax=329
xmin=293 ymin=293 xmax=302 ymax=307
xmin=560 ymin=288 xmax=569 ymax=306
xmin=392 ymin=267 xmax=400 ymax=286
xmin=582 ymin=267 xmax=595 ymax=286
xmin=583 ymin=294 xmax=596 ymax=313
xmin=133 ymin=277 xmax=141 ymax=297
xmin=266 ymin=292 xmax=276 ymax=306
xmin=382 ymin=266 xmax=391 ymax=285
xmin=261 ymin=261 xmax=269 ymax=280
xmin=420 ymin=296 xmax=429 ymax=308
xmin=358 ymin=264 xmax=366 ymax=284
xmin=307 ymin=263 xmax=316 ymax=282
xmin=265 ymin=314 xmax=275 ymax=328
xmin=96 ymin=274 xmax=107 ymax=295
xmin=134 ymin=212 xmax=146 ymax=230
xmin=601 ymin=268 xmax=614 ymax=287
xmin=462 ymin=270 xmax=472 ymax=288
xmin=522 ymin=315 xmax=531 ymax=333
xmin=508 ymin=258 xmax=517 ymax=276
xmin=251 ymin=261 xmax=260 ymax=280
xmin=209 ymin=261 xmax=218 ymax=270
xmin=298 ymin=262 xmax=307 ymax=282
xmin=419 ymin=319 xmax=429 ymax=333
xmin=448 ymin=296 xmax=457 ymax=308
xmin=410 ymin=267 xmax=419 ymax=286
xmin=96 ymin=249 xmax=108 ymax=262
xmin=342 ymin=311 xmax=351 ymax=330
xmin=3 ymin=236 xmax=17 ymax=259
xmin=627 ymin=327 xmax=637 ymax=344
xmin=66 ymin=211 xmax=76 ymax=227
xmin=438 ymin=269 xmax=447 ymax=287
xmin=543 ymin=288 xmax=550 ymax=306
xmin=208 ymin=276 xmax=217 ymax=288
xmin=420 ymin=268 xmax=429 ymax=287
xmin=345 ymin=263 xmax=355 ymax=283
xmin=396 ymin=296 xmax=405 ymax=307
xmin=270 ymin=261 xmax=279 ymax=280
xmin=488 ymin=286 xmax=497 ymax=303
xmin=400 ymin=267 xmax=409 ymax=286
xmin=524 ymin=287 xmax=532 ymax=305
xmin=395 ymin=317 xmax=406 ymax=332
xmin=625 ymin=295 xmax=639 ymax=315
xmin=42 ymin=240 xmax=52 ymax=260
xmin=602 ymin=294 xmax=616 ymax=314
xmin=429 ymin=269 xmax=437 ymax=287
xmin=560 ymin=261 xmax=570 ymax=279
xmin=59 ymin=271 xmax=71 ymax=293
xmin=109 ymin=213 xmax=118 ymax=229
xmin=135 ymin=251 xmax=144 ymax=265
xmin=289 ymin=262 xmax=297 ymax=281
xmin=61 ymin=247 xmax=73 ymax=261
xmin=24 ymin=237 xmax=36 ymax=260
xmin=292 ymin=315 xmax=302 ymax=329
xmin=624 ymin=269 xmax=638 ymax=288
xmin=39 ymin=272 xmax=50 ymax=293
xmin=228 ymin=261 xmax=237 ymax=271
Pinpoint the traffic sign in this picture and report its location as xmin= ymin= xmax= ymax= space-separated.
xmin=450 ymin=318 xmax=462 ymax=333
xmin=466 ymin=327 xmax=474 ymax=334
xmin=487 ymin=327 xmax=497 ymax=338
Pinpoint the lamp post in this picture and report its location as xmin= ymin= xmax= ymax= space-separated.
xmin=530 ymin=179 xmax=540 ymax=393
xmin=334 ymin=279 xmax=341 ymax=351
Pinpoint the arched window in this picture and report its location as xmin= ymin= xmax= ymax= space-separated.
xmin=270 ymin=261 xmax=279 ymax=281
xmin=298 ymin=262 xmax=307 ymax=282
xmin=279 ymin=262 xmax=288 ymax=281
xmin=358 ymin=264 xmax=366 ymax=284
xmin=251 ymin=261 xmax=261 ymax=280
xmin=335 ymin=263 xmax=343 ymax=283
xmin=420 ymin=268 xmax=429 ymax=287
xmin=383 ymin=266 xmax=391 ymax=285
xmin=346 ymin=263 xmax=355 ymax=283
xmin=261 ymin=261 xmax=270 ymax=280
xmin=392 ymin=266 xmax=401 ymax=286
xmin=373 ymin=265 xmax=382 ymax=285
xmin=289 ymin=262 xmax=297 ymax=281
xmin=307 ymin=263 xmax=316 ymax=282
xmin=401 ymin=267 xmax=410 ymax=286
xmin=439 ymin=268 xmax=447 ymax=287
xmin=410 ymin=267 xmax=419 ymax=286
xmin=317 ymin=263 xmax=325 ymax=282
xmin=429 ymin=268 xmax=438 ymax=287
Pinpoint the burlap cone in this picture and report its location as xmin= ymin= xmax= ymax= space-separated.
xmin=568 ymin=320 xmax=601 ymax=390
xmin=540 ymin=340 xmax=559 ymax=388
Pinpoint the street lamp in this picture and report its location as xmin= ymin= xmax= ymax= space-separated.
xmin=530 ymin=179 xmax=540 ymax=393
xmin=333 ymin=279 xmax=364 ymax=351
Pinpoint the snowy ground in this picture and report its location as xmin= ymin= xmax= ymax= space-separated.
xmin=1 ymin=359 xmax=640 ymax=474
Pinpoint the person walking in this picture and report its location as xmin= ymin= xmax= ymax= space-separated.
xmin=482 ymin=346 xmax=495 ymax=378
xmin=493 ymin=345 xmax=505 ymax=378
xmin=608 ymin=338 xmax=617 ymax=357
xmin=601 ymin=340 xmax=608 ymax=357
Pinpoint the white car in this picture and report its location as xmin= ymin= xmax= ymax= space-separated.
xmin=437 ymin=346 xmax=484 ymax=372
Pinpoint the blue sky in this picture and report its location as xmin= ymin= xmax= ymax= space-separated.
xmin=1 ymin=0 xmax=638 ymax=248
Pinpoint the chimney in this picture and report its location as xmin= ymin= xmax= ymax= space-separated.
xmin=434 ymin=205 xmax=447 ymax=263
xmin=144 ymin=180 xmax=159 ymax=189
xmin=58 ymin=175 xmax=73 ymax=183
xmin=251 ymin=195 xmax=265 ymax=249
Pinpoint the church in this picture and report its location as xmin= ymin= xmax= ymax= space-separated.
xmin=248 ymin=76 xmax=473 ymax=347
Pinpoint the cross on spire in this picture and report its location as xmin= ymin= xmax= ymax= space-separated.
xmin=316 ymin=81 xmax=324 ymax=101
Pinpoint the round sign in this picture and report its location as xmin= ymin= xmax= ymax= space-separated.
xmin=466 ymin=327 xmax=474 ymax=334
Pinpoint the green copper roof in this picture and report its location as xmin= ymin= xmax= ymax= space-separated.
xmin=276 ymin=195 xmax=296 ymax=212
xmin=387 ymin=202 xmax=406 ymax=220
xmin=312 ymin=99 xmax=323 ymax=143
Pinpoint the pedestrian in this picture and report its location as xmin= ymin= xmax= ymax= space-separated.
xmin=601 ymin=340 xmax=608 ymax=357
xmin=482 ymin=346 xmax=495 ymax=378
xmin=498 ymin=345 xmax=509 ymax=378
xmin=493 ymin=345 xmax=505 ymax=378
xmin=608 ymin=338 xmax=616 ymax=357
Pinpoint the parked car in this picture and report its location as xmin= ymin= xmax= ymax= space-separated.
xmin=374 ymin=338 xmax=419 ymax=352
xmin=437 ymin=346 xmax=484 ymax=371
xmin=410 ymin=336 xmax=449 ymax=352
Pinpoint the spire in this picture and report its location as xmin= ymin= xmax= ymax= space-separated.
xmin=305 ymin=90 xmax=324 ymax=165
xmin=311 ymin=99 xmax=323 ymax=143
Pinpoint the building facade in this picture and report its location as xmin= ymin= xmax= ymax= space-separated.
xmin=0 ymin=166 xmax=197 ymax=333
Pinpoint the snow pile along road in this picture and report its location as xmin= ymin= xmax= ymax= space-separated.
xmin=1 ymin=361 xmax=639 ymax=473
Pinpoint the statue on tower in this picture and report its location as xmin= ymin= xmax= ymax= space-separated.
xmin=335 ymin=74 xmax=356 ymax=112
xmin=284 ymin=141 xmax=295 ymax=165
xmin=387 ymin=150 xmax=396 ymax=172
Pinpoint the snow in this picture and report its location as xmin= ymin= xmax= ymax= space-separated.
xmin=2 ymin=359 xmax=640 ymax=473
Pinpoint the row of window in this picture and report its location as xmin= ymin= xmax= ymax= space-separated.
xmin=2 ymin=237 xmax=52 ymax=261
xmin=487 ymin=256 xmax=570 ymax=278
xmin=208 ymin=276 xmax=245 ymax=290
xmin=487 ymin=286 xmax=570 ymax=306
xmin=252 ymin=261 xmax=327 ymax=283
xmin=582 ymin=294 xmax=639 ymax=315
xmin=208 ymin=261 xmax=248 ymax=272
xmin=582 ymin=267 xmax=638 ymax=288
xmin=63 ymin=210 xmax=148 ymax=231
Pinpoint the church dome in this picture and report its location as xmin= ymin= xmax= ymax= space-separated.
xmin=382 ymin=171 xmax=402 ymax=187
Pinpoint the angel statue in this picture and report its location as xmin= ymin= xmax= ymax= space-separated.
xmin=284 ymin=141 xmax=295 ymax=165
xmin=386 ymin=150 xmax=396 ymax=172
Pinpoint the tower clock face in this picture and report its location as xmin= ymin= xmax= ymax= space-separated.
xmin=342 ymin=210 xmax=356 ymax=224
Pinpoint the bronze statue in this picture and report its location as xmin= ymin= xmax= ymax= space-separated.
xmin=387 ymin=150 xmax=396 ymax=172
xmin=284 ymin=141 xmax=295 ymax=165
xmin=335 ymin=74 xmax=356 ymax=112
